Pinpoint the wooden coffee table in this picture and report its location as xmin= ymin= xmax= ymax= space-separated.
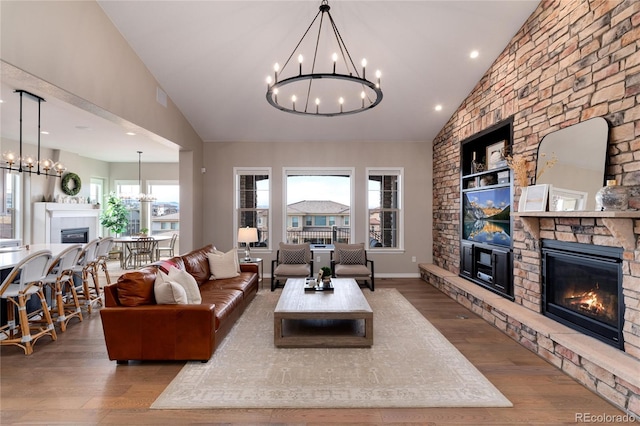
xmin=273 ymin=278 xmax=373 ymax=348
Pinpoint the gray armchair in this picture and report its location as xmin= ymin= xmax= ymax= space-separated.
xmin=271 ymin=242 xmax=314 ymax=291
xmin=330 ymin=242 xmax=374 ymax=291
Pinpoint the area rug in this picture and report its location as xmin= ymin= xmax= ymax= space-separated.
xmin=151 ymin=288 xmax=512 ymax=409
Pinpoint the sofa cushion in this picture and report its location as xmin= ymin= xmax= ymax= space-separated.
xmin=281 ymin=248 xmax=307 ymax=264
xmin=334 ymin=263 xmax=371 ymax=277
xmin=205 ymin=272 xmax=258 ymax=297
xmin=167 ymin=267 xmax=202 ymax=304
xmin=333 ymin=242 xmax=366 ymax=264
xmin=181 ymin=244 xmax=215 ymax=285
xmin=154 ymin=272 xmax=188 ymax=304
xmin=198 ymin=287 xmax=244 ymax=331
xmin=337 ymin=248 xmax=366 ymax=265
xmin=116 ymin=268 xmax=157 ymax=306
xmin=274 ymin=263 xmax=311 ymax=277
xmin=207 ymin=249 xmax=240 ymax=279
xmin=278 ymin=242 xmax=311 ymax=263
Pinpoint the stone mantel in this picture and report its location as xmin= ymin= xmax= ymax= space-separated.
xmin=512 ymin=211 xmax=640 ymax=250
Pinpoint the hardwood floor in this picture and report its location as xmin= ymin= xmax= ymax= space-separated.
xmin=0 ymin=265 xmax=627 ymax=425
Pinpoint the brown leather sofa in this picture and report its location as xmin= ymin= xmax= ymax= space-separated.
xmin=100 ymin=244 xmax=258 ymax=363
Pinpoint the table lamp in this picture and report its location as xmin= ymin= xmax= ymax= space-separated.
xmin=237 ymin=227 xmax=258 ymax=260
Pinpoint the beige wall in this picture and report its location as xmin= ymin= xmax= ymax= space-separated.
xmin=203 ymin=141 xmax=433 ymax=276
xmin=1 ymin=1 xmax=203 ymax=250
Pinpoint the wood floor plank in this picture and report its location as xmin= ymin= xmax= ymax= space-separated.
xmin=0 ymin=263 xmax=628 ymax=425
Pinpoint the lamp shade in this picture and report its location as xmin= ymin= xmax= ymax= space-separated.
xmin=238 ymin=227 xmax=258 ymax=244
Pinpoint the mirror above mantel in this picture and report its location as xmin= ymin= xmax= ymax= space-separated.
xmin=535 ymin=117 xmax=609 ymax=211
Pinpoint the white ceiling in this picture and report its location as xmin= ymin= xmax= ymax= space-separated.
xmin=1 ymin=1 xmax=539 ymax=163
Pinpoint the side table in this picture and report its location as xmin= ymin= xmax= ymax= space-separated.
xmin=239 ymin=257 xmax=263 ymax=290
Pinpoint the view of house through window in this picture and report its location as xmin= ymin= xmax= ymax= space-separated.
xmin=286 ymin=172 xmax=351 ymax=246
xmin=115 ymin=181 xmax=179 ymax=237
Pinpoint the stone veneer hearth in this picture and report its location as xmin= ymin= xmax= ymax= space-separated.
xmin=428 ymin=0 xmax=640 ymax=417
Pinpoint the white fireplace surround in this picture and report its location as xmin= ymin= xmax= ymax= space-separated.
xmin=33 ymin=202 xmax=100 ymax=244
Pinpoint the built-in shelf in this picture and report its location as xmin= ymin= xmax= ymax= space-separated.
xmin=512 ymin=211 xmax=640 ymax=250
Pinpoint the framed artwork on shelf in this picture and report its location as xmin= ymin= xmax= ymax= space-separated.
xmin=520 ymin=184 xmax=549 ymax=212
xmin=486 ymin=140 xmax=507 ymax=170
xmin=548 ymin=186 xmax=588 ymax=211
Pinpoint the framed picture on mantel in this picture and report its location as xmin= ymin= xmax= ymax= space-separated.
xmin=520 ymin=184 xmax=549 ymax=212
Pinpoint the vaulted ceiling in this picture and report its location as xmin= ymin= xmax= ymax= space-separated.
xmin=1 ymin=1 xmax=539 ymax=163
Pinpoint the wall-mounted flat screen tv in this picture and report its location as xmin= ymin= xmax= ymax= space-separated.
xmin=462 ymin=187 xmax=511 ymax=247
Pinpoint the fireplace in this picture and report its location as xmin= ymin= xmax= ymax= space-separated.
xmin=542 ymin=240 xmax=624 ymax=349
xmin=60 ymin=227 xmax=89 ymax=244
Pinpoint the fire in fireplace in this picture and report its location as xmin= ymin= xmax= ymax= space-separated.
xmin=60 ymin=227 xmax=89 ymax=244
xmin=542 ymin=240 xmax=624 ymax=349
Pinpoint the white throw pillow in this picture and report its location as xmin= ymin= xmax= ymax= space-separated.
xmin=167 ymin=266 xmax=202 ymax=304
xmin=208 ymin=249 xmax=240 ymax=279
xmin=214 ymin=248 xmax=241 ymax=273
xmin=154 ymin=271 xmax=188 ymax=304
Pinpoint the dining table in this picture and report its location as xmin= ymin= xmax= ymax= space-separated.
xmin=113 ymin=235 xmax=173 ymax=269
xmin=0 ymin=244 xmax=75 ymax=270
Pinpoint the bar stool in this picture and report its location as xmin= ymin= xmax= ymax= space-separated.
xmin=42 ymin=244 xmax=84 ymax=332
xmin=0 ymin=250 xmax=55 ymax=355
xmin=94 ymin=237 xmax=115 ymax=286
xmin=72 ymin=238 xmax=101 ymax=314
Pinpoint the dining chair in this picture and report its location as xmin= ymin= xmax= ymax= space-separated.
xmin=156 ymin=233 xmax=178 ymax=259
xmin=130 ymin=237 xmax=156 ymax=267
xmin=42 ymin=244 xmax=84 ymax=331
xmin=72 ymin=238 xmax=102 ymax=314
xmin=0 ymin=249 xmax=55 ymax=355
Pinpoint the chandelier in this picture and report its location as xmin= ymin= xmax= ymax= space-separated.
xmin=1 ymin=90 xmax=66 ymax=177
xmin=136 ymin=151 xmax=155 ymax=202
xmin=266 ymin=0 xmax=383 ymax=117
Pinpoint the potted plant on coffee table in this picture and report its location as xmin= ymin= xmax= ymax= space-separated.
xmin=321 ymin=266 xmax=332 ymax=284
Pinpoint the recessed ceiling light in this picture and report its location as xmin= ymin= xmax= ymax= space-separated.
xmin=470 ymin=50 xmax=479 ymax=59
xmin=126 ymin=132 xmax=136 ymax=136
xmin=435 ymin=104 xmax=443 ymax=111
xmin=41 ymin=131 xmax=49 ymax=135
xmin=0 ymin=99 xmax=4 ymax=103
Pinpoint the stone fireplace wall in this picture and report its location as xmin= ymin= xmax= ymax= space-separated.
xmin=431 ymin=0 xmax=640 ymax=357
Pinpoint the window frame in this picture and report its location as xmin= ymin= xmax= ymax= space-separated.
xmin=283 ymin=167 xmax=355 ymax=247
xmin=234 ymin=167 xmax=271 ymax=252
xmin=366 ymin=167 xmax=404 ymax=252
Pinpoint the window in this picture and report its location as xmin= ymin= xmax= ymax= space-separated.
xmin=367 ymin=168 xmax=403 ymax=249
xmin=90 ymin=178 xmax=104 ymax=205
xmin=149 ymin=182 xmax=180 ymax=236
xmin=235 ymin=168 xmax=270 ymax=249
xmin=284 ymin=168 xmax=353 ymax=245
xmin=115 ymin=180 xmax=140 ymax=236
xmin=291 ymin=216 xmax=299 ymax=228
xmin=0 ymin=171 xmax=20 ymax=239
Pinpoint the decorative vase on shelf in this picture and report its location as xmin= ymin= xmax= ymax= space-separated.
xmin=471 ymin=152 xmax=484 ymax=174
xmin=595 ymin=180 xmax=629 ymax=211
